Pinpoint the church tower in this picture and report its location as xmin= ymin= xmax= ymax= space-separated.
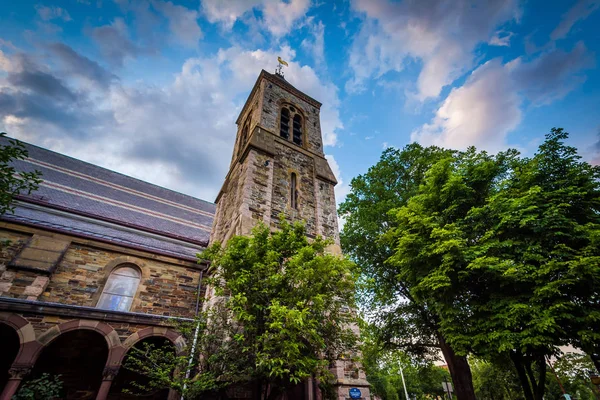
xmin=210 ymin=69 xmax=340 ymax=250
xmin=210 ymin=69 xmax=370 ymax=400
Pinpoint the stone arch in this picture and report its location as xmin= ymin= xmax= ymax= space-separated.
xmin=29 ymin=326 xmax=110 ymax=399
xmin=116 ymin=327 xmax=185 ymax=365
xmin=109 ymin=328 xmax=183 ymax=400
xmin=0 ymin=313 xmax=41 ymax=367
xmin=32 ymin=319 xmax=121 ymax=367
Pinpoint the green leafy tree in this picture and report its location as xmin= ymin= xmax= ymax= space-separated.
xmin=0 ymin=133 xmax=42 ymax=216
xmin=384 ymin=129 xmax=599 ymax=400
xmin=545 ymin=353 xmax=598 ymax=400
xmin=202 ymin=219 xmax=358 ymax=400
xmin=122 ymin=307 xmax=248 ymax=399
xmin=13 ymin=373 xmax=62 ymax=400
xmin=339 ymin=144 xmax=478 ymax=400
xmin=361 ymin=321 xmax=450 ymax=400
xmin=471 ymin=357 xmax=524 ymax=400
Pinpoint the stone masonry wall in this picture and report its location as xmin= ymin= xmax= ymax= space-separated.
xmin=270 ymin=141 xmax=317 ymax=236
xmin=259 ymin=79 xmax=324 ymax=156
xmin=316 ymin=178 xmax=340 ymax=245
xmin=0 ymin=228 xmax=202 ymax=319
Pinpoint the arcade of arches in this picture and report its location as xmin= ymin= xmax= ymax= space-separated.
xmin=0 ymin=313 xmax=182 ymax=400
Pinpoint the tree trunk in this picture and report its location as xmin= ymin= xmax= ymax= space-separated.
xmin=437 ymin=333 xmax=477 ymax=400
xmin=533 ymin=356 xmax=546 ymax=400
xmin=510 ymin=350 xmax=534 ymax=400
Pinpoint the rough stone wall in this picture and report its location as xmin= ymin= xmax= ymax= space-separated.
xmin=244 ymin=150 xmax=273 ymax=230
xmin=0 ymin=229 xmax=202 ymax=318
xmin=211 ymin=154 xmax=248 ymax=244
xmin=259 ymin=80 xmax=323 ymax=156
xmin=0 ymin=231 xmax=49 ymax=299
xmin=315 ymin=178 xmax=340 ymax=245
xmin=269 ymin=141 xmax=317 ymax=235
xmin=231 ymin=91 xmax=262 ymax=167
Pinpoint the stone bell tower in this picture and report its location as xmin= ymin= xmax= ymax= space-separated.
xmin=210 ymin=69 xmax=370 ymax=400
xmin=210 ymin=69 xmax=340 ymax=251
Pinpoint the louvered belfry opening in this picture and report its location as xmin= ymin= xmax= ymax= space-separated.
xmin=280 ymin=104 xmax=303 ymax=146
xmin=280 ymin=107 xmax=290 ymax=139
xmin=293 ymin=114 xmax=302 ymax=146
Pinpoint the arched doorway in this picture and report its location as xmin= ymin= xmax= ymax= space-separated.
xmin=108 ymin=336 xmax=176 ymax=400
xmin=0 ymin=323 xmax=20 ymax=391
xmin=28 ymin=329 xmax=108 ymax=399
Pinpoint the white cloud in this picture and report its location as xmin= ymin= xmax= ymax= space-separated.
xmin=201 ymin=0 xmax=311 ymax=37
xmin=346 ymin=0 xmax=519 ymax=100
xmin=489 ymin=30 xmax=513 ymax=46
xmin=151 ymin=0 xmax=202 ymax=47
xmin=262 ymin=0 xmax=311 ymax=37
xmin=412 ymin=43 xmax=593 ymax=152
xmin=325 ymin=154 xmax=349 ymax=205
xmin=35 ymin=5 xmax=72 ymax=22
xmin=0 ymin=45 xmax=342 ymax=201
xmin=551 ymin=0 xmax=600 ymax=40
xmin=412 ymin=59 xmax=521 ymax=152
xmin=301 ymin=19 xmax=325 ymax=66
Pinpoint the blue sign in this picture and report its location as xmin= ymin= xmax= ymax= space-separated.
xmin=349 ymin=388 xmax=361 ymax=399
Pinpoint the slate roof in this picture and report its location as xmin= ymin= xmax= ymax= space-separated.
xmin=0 ymin=136 xmax=216 ymax=261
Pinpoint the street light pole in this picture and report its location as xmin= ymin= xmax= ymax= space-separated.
xmin=399 ymin=366 xmax=410 ymax=400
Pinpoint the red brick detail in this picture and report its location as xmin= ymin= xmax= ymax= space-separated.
xmin=5 ymin=314 xmax=29 ymax=330
xmin=29 ymin=319 xmax=122 ymax=366
xmin=106 ymin=346 xmax=126 ymax=367
xmin=57 ymin=319 xmax=80 ymax=332
xmin=13 ymin=341 xmax=43 ymax=365
xmin=135 ymin=327 xmax=155 ymax=340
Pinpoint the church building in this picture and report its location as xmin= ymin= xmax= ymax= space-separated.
xmin=0 ymin=69 xmax=369 ymax=400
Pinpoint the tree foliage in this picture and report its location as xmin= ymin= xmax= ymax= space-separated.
xmin=14 ymin=373 xmax=63 ymax=400
xmin=361 ymin=320 xmax=451 ymax=400
xmin=202 ymin=219 xmax=358 ymax=400
xmin=382 ymin=129 xmax=600 ymax=400
xmin=339 ymin=144 xmax=478 ymax=400
xmin=341 ymin=128 xmax=599 ymax=400
xmin=0 ymin=133 xmax=42 ymax=216
xmin=123 ymin=308 xmax=247 ymax=399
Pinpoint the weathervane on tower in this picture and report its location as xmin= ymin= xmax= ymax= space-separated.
xmin=276 ymin=56 xmax=288 ymax=77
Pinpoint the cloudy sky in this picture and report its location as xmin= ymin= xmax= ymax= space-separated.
xmin=1 ymin=0 xmax=599 ymax=203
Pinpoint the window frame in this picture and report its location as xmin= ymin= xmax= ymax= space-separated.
xmin=94 ymin=258 xmax=144 ymax=313
xmin=278 ymin=104 xmax=306 ymax=148
xmin=290 ymin=172 xmax=299 ymax=210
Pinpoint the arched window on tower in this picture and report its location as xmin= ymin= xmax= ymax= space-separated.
xmin=280 ymin=107 xmax=290 ymax=139
xmin=97 ymin=264 xmax=141 ymax=312
xmin=293 ymin=114 xmax=303 ymax=146
xmin=280 ymin=105 xmax=304 ymax=147
xmin=290 ymin=172 xmax=298 ymax=210
xmin=238 ymin=111 xmax=252 ymax=157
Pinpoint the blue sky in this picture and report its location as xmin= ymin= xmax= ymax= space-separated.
xmin=1 ymin=0 xmax=599 ymax=204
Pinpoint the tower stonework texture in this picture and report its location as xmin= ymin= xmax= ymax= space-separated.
xmin=210 ymin=70 xmax=370 ymax=400
xmin=211 ymin=70 xmax=340 ymax=250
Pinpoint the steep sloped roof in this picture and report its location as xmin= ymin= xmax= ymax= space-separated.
xmin=0 ymin=136 xmax=216 ymax=261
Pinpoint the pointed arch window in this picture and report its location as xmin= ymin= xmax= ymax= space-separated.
xmin=97 ymin=265 xmax=141 ymax=312
xmin=290 ymin=172 xmax=298 ymax=210
xmin=279 ymin=105 xmax=304 ymax=146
